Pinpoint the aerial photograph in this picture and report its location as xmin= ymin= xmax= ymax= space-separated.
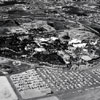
xmin=0 ymin=0 xmax=100 ymax=100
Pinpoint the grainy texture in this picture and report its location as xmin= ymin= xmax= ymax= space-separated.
xmin=0 ymin=0 xmax=100 ymax=100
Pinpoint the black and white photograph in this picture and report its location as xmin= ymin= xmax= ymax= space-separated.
xmin=0 ymin=0 xmax=100 ymax=100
